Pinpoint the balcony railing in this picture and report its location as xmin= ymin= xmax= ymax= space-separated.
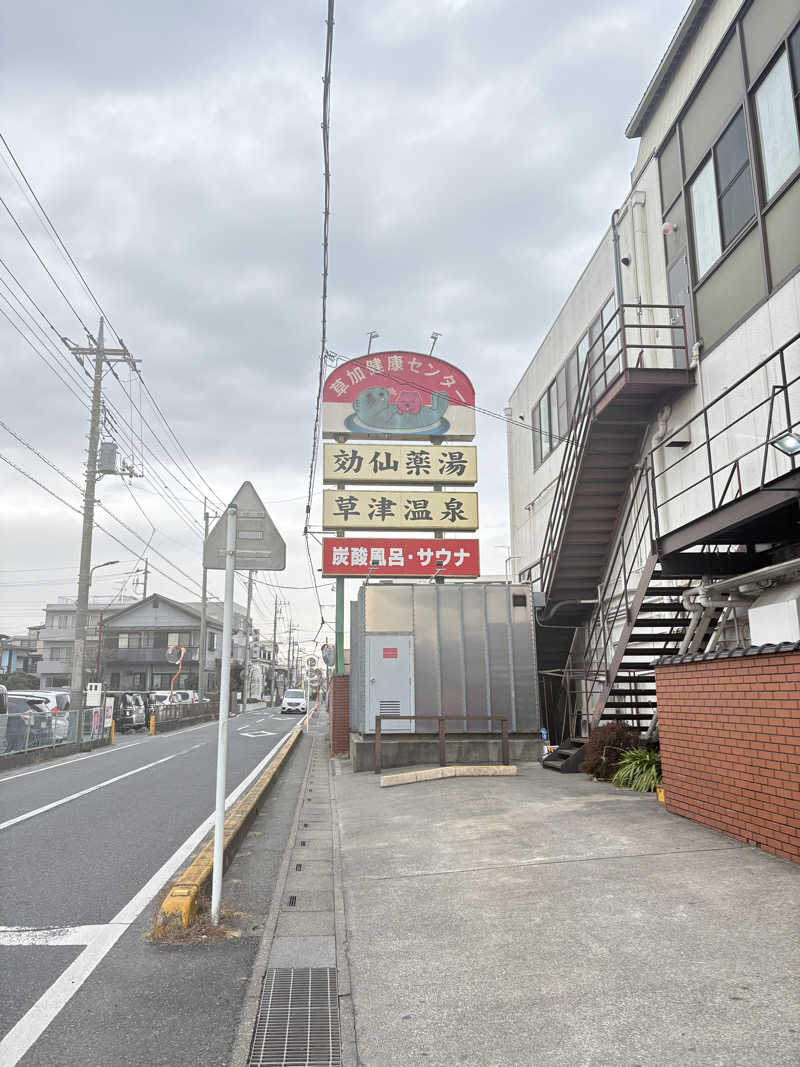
xmin=539 ymin=303 xmax=688 ymax=596
xmin=651 ymin=329 xmax=800 ymax=539
xmin=104 ymin=646 xmax=200 ymax=664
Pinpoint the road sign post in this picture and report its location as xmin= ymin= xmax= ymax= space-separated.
xmin=211 ymin=505 xmax=237 ymax=927
xmin=205 ymin=482 xmax=286 ymax=927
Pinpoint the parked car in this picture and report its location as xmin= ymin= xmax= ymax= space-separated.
xmin=106 ymin=691 xmax=146 ymax=732
xmin=171 ymin=689 xmax=198 ymax=704
xmin=9 ymin=689 xmax=70 ymax=743
xmin=4 ymin=694 xmax=52 ymax=749
xmin=281 ymin=688 xmax=307 ymax=714
xmin=147 ymin=690 xmax=176 ymax=708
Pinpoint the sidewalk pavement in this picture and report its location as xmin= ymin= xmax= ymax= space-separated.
xmin=330 ymin=760 xmax=800 ymax=1067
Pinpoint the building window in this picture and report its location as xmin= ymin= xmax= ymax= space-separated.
xmin=208 ymin=632 xmax=217 ymax=652
xmin=50 ymin=646 xmax=70 ymax=660
xmin=531 ymin=294 xmax=616 ymax=470
xmin=755 ymin=49 xmax=800 ymax=200
xmin=53 ymin=614 xmax=71 ymax=629
xmin=689 ymin=110 xmax=755 ymax=278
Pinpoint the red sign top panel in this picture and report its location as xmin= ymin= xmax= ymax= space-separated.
xmin=322 ymin=352 xmax=475 ymax=408
xmin=322 ymin=537 xmax=480 ymax=578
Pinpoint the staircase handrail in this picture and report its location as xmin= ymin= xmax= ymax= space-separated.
xmin=539 ymin=303 xmax=687 ymax=597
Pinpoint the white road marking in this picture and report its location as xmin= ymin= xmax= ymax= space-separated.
xmin=0 ymin=718 xmax=219 ymax=784
xmin=239 ymin=730 xmax=276 ymax=738
xmin=0 ymin=726 xmax=302 ymax=1067
xmin=0 ymin=741 xmax=209 ymax=831
xmin=0 ymin=925 xmax=108 ymax=947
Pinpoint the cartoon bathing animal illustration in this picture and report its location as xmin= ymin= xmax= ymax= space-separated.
xmin=345 ymin=385 xmax=451 ymax=435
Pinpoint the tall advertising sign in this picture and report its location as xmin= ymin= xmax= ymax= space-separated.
xmin=321 ymin=351 xmax=480 ymax=671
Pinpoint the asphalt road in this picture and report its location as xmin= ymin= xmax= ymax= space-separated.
xmin=0 ymin=706 xmax=310 ymax=1066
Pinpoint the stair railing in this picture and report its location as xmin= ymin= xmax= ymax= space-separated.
xmin=540 ymin=304 xmax=688 ymax=598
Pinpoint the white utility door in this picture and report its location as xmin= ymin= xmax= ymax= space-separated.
xmin=366 ymin=634 xmax=414 ymax=733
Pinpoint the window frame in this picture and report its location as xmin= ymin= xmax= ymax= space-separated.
xmin=751 ymin=44 xmax=800 ymax=207
xmin=656 ymin=9 xmax=800 ymax=355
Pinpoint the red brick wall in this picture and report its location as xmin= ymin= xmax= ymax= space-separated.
xmin=329 ymin=674 xmax=350 ymax=757
xmin=655 ymin=651 xmax=800 ymax=863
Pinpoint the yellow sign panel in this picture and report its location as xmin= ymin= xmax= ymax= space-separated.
xmin=323 ymin=443 xmax=477 ymax=486
xmin=322 ymin=490 xmax=478 ymax=532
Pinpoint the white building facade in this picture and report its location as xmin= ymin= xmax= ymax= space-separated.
xmin=508 ymin=0 xmax=800 ymax=738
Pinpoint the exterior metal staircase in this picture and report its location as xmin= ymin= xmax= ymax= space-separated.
xmin=536 ymin=304 xmax=692 ymax=682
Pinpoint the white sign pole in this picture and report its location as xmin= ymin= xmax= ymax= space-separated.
xmin=211 ymin=504 xmax=237 ymax=926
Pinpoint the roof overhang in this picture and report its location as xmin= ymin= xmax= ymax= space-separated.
xmin=625 ymin=0 xmax=714 ymax=139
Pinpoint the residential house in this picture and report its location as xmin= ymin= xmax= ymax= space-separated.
xmin=99 ymin=593 xmax=247 ymax=693
xmin=37 ymin=598 xmax=136 ymax=688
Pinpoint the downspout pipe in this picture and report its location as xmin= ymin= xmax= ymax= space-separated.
xmin=611 ymin=209 xmax=624 ymax=309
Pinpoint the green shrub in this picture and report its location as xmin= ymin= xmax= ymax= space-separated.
xmin=612 ymin=748 xmax=662 ymax=792
xmin=579 ymin=722 xmax=642 ymax=780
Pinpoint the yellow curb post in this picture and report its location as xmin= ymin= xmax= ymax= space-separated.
xmin=149 ymin=714 xmax=155 ymax=735
xmin=110 ymin=721 xmax=115 ymax=745
xmin=154 ymin=723 xmax=307 ymax=933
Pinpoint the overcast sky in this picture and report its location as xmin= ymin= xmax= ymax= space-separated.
xmin=0 ymin=0 xmax=687 ymax=654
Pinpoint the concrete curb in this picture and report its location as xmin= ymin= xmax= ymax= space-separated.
xmin=153 ymin=724 xmax=304 ymax=932
xmin=380 ymin=764 xmax=518 ymax=787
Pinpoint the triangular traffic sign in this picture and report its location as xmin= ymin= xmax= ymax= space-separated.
xmin=203 ymin=481 xmax=286 ymax=570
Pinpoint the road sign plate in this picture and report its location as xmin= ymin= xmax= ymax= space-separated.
xmin=203 ymin=481 xmax=286 ymax=571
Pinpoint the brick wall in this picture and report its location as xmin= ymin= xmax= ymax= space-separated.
xmin=329 ymin=674 xmax=350 ymax=757
xmin=654 ymin=650 xmax=800 ymax=863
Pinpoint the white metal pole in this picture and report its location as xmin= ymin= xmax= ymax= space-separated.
xmin=211 ymin=504 xmax=237 ymax=926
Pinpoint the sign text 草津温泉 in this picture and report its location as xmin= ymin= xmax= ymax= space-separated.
xmin=322 ymin=489 xmax=478 ymax=532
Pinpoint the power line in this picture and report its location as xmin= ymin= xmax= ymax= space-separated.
xmin=0 ymin=423 xmax=203 ymax=595
xmin=0 ymin=192 xmax=92 ymax=337
xmin=0 ymin=131 xmax=121 ymax=341
xmin=0 ymin=453 xmax=205 ymax=600
xmin=302 ymin=0 xmax=336 ymax=632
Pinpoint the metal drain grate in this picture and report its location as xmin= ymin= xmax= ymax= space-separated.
xmin=248 ymin=968 xmax=342 ymax=1067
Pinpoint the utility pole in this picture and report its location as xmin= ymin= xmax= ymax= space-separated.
xmin=198 ymin=501 xmax=209 ymax=702
xmin=95 ymin=611 xmax=103 ymax=681
xmin=142 ymin=557 xmax=149 ymax=598
xmin=271 ymin=598 xmax=280 ymax=705
xmin=240 ymin=570 xmax=254 ymax=712
xmin=68 ymin=319 xmax=138 ymax=740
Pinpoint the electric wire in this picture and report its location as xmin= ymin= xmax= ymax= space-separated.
xmin=0 ymin=454 xmax=205 ymax=599
xmin=302 ymin=0 xmax=336 ymax=632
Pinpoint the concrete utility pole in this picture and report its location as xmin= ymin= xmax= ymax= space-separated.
xmin=69 ymin=320 xmax=105 ymax=733
xmin=68 ymin=319 xmax=138 ymax=737
xmin=271 ymin=598 xmax=280 ymax=705
xmin=240 ymin=570 xmax=254 ymax=711
xmin=142 ymin=557 xmax=148 ymax=598
xmin=198 ymin=502 xmax=210 ymax=702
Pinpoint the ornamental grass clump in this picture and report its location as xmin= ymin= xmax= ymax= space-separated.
xmin=611 ymin=747 xmax=662 ymax=792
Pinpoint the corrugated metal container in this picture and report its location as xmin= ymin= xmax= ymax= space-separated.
xmin=349 ymin=582 xmax=538 ymax=734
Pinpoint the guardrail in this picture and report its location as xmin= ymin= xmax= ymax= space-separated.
xmin=374 ymin=715 xmax=510 ymax=774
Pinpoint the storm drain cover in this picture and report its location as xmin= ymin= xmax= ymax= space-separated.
xmin=249 ymin=967 xmax=341 ymax=1066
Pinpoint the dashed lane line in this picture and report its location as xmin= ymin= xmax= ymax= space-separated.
xmin=0 ymin=741 xmax=210 ymax=831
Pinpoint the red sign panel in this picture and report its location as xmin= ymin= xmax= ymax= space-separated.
xmin=382 ymin=647 xmax=398 ymax=659
xmin=322 ymin=537 xmax=480 ymax=578
xmin=321 ymin=352 xmax=476 ymax=440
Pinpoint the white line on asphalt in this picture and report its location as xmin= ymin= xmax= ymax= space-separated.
xmin=0 ymin=741 xmax=209 ymax=831
xmin=0 ymin=726 xmax=300 ymax=1067
xmin=0 ymin=719 xmax=220 ymax=784
xmin=0 ymin=925 xmax=109 ymax=947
